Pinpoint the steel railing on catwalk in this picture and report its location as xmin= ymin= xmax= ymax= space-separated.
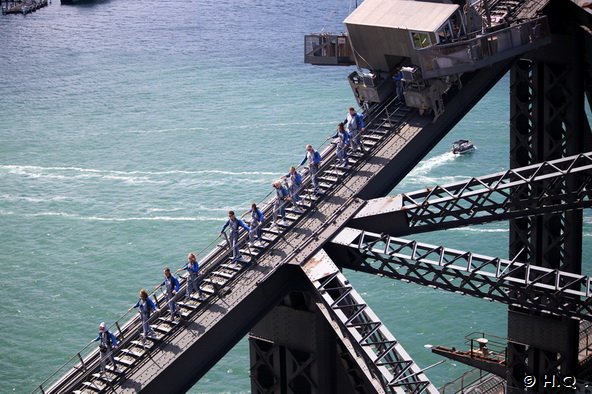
xmin=36 ymin=96 xmax=421 ymax=394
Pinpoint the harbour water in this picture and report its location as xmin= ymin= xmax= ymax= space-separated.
xmin=1 ymin=0 xmax=590 ymax=392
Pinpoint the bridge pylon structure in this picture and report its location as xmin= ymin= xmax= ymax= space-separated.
xmin=35 ymin=0 xmax=592 ymax=393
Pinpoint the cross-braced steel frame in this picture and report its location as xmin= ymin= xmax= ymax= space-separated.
xmin=328 ymin=229 xmax=592 ymax=321
xmin=505 ymin=2 xmax=592 ymax=389
xmin=315 ymin=270 xmax=437 ymax=394
xmin=352 ymin=152 xmax=592 ymax=236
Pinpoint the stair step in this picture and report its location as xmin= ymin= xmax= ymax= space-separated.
xmin=246 ymin=240 xmax=267 ymax=249
xmin=82 ymin=381 xmax=103 ymax=391
xmin=240 ymin=248 xmax=259 ymax=257
xmin=153 ymin=324 xmax=172 ymax=334
xmin=319 ymin=175 xmax=339 ymax=183
xmin=177 ymin=300 xmax=198 ymax=310
xmin=203 ymin=277 xmax=227 ymax=286
xmin=131 ymin=340 xmax=155 ymax=349
xmin=220 ymin=262 xmax=244 ymax=271
xmin=362 ymin=134 xmax=382 ymax=141
xmin=157 ymin=316 xmax=180 ymax=325
xmin=188 ymin=293 xmax=207 ymax=301
xmin=324 ymin=169 xmax=347 ymax=176
xmin=212 ymin=270 xmax=234 ymax=279
xmin=262 ymin=226 xmax=283 ymax=236
xmin=92 ymin=372 xmax=117 ymax=383
xmin=121 ymin=348 xmax=144 ymax=358
xmin=368 ymin=126 xmax=389 ymax=133
xmin=114 ymin=356 xmax=135 ymax=366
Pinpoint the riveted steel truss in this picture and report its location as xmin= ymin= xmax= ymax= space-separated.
xmin=328 ymin=229 xmax=592 ymax=321
xmin=250 ymin=338 xmax=318 ymax=394
xmin=315 ymin=270 xmax=438 ymax=394
xmin=393 ymin=152 xmax=592 ymax=234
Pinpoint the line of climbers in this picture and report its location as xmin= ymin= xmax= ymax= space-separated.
xmin=219 ymin=106 xmax=365 ymax=261
xmin=95 ymin=252 xmax=203 ymax=375
xmin=92 ymin=105 xmax=366 ymax=377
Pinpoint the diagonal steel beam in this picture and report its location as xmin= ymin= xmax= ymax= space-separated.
xmin=311 ymin=253 xmax=439 ymax=394
xmin=348 ymin=152 xmax=592 ymax=236
xmin=326 ymin=228 xmax=592 ymax=321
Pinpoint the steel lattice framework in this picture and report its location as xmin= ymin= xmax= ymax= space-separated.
xmin=399 ymin=152 xmax=592 ymax=232
xmin=315 ymin=269 xmax=437 ymax=394
xmin=328 ymin=229 xmax=592 ymax=321
xmin=350 ymin=152 xmax=592 ymax=236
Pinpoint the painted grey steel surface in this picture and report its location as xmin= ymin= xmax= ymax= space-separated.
xmin=44 ymin=50 xmax=525 ymax=394
xmin=313 ymin=268 xmax=439 ymax=394
xmin=326 ymin=229 xmax=592 ymax=320
xmin=349 ymin=152 xmax=592 ymax=236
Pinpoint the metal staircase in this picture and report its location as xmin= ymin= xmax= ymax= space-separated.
xmin=38 ymin=19 xmax=539 ymax=391
xmin=39 ymin=89 xmax=417 ymax=394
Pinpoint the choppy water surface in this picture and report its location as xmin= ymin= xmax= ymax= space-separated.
xmin=1 ymin=0 xmax=590 ymax=392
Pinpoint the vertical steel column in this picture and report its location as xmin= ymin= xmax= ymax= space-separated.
xmin=507 ymin=3 xmax=591 ymax=391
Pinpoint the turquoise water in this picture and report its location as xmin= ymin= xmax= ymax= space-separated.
xmin=0 ymin=0 xmax=590 ymax=392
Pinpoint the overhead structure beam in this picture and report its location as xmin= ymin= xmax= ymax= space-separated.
xmin=249 ymin=250 xmax=440 ymax=394
xmin=326 ymin=229 xmax=592 ymax=321
xmin=349 ymin=152 xmax=592 ymax=236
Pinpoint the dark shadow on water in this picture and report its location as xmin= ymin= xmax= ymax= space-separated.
xmin=60 ymin=0 xmax=112 ymax=6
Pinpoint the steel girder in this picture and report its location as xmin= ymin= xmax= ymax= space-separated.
xmin=509 ymin=33 xmax=591 ymax=272
xmin=349 ymin=152 xmax=592 ymax=236
xmin=326 ymin=229 xmax=592 ymax=321
xmin=506 ymin=4 xmax=592 ymax=388
xmin=314 ymin=270 xmax=438 ymax=394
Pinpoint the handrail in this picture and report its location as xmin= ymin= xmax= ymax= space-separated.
xmin=33 ymin=131 xmax=344 ymax=394
xmin=35 ymin=96 xmax=411 ymax=393
xmin=416 ymin=16 xmax=550 ymax=78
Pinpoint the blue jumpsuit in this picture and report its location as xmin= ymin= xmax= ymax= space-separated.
xmin=273 ymin=185 xmax=290 ymax=223
xmin=249 ymin=208 xmax=265 ymax=243
xmin=221 ymin=218 xmax=250 ymax=261
xmin=183 ymin=260 xmax=202 ymax=298
xmin=160 ymin=274 xmax=180 ymax=318
xmin=95 ymin=330 xmax=119 ymax=373
xmin=286 ymin=171 xmax=303 ymax=203
xmin=133 ymin=297 xmax=157 ymax=340
xmin=345 ymin=112 xmax=364 ymax=152
xmin=332 ymin=129 xmax=350 ymax=167
xmin=300 ymin=150 xmax=321 ymax=195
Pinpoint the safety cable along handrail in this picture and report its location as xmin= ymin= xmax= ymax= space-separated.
xmin=35 ymin=138 xmax=341 ymax=394
xmin=35 ymin=102 xmax=397 ymax=393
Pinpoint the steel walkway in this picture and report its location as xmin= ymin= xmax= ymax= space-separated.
xmin=37 ymin=7 xmax=539 ymax=391
xmin=41 ymin=96 xmax=429 ymax=393
xmin=39 ymin=63 xmax=513 ymax=394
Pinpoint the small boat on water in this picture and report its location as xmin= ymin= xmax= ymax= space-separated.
xmin=451 ymin=139 xmax=476 ymax=155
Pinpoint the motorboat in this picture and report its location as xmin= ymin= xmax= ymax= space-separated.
xmin=451 ymin=139 xmax=475 ymax=155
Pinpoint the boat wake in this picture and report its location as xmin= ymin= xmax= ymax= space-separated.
xmin=405 ymin=152 xmax=464 ymax=185
xmin=409 ymin=152 xmax=456 ymax=176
